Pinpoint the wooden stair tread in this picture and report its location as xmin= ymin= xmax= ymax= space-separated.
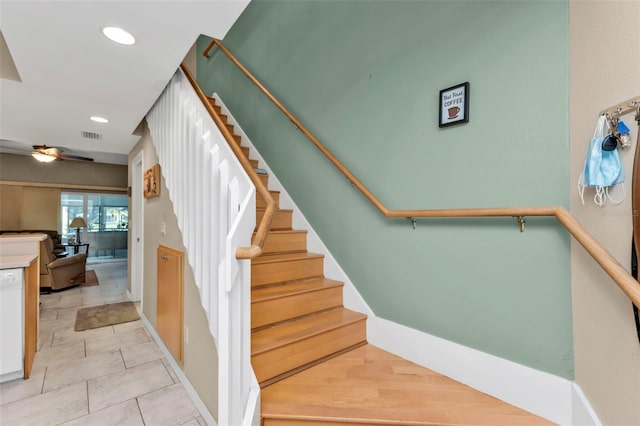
xmin=257 ymin=207 xmax=292 ymax=213
xmin=261 ymin=345 xmax=553 ymax=426
xmin=252 ymin=251 xmax=323 ymax=265
xmin=251 ymin=308 xmax=366 ymax=355
xmin=254 ymin=229 xmax=305 ymax=237
xmin=255 ymin=229 xmax=308 ymax=255
xmin=252 ymin=278 xmax=343 ymax=303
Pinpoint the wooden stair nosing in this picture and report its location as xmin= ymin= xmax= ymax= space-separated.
xmin=258 ymin=341 xmax=367 ymax=389
xmin=257 ymin=207 xmax=293 ymax=227
xmin=252 ymin=278 xmax=344 ymax=303
xmin=256 ymin=190 xmax=281 ymax=209
xmin=251 ymin=308 xmax=367 ymax=356
xmin=251 ymin=280 xmax=345 ymax=330
xmin=252 ymin=251 xmax=323 ymax=265
xmin=253 ymin=320 xmax=367 ymax=385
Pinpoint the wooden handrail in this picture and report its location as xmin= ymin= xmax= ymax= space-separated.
xmin=202 ymin=39 xmax=640 ymax=307
xmin=180 ymin=63 xmax=276 ymax=260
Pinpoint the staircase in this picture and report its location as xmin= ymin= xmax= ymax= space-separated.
xmin=207 ymin=97 xmax=368 ymax=388
xmin=207 ymin=96 xmax=554 ymax=426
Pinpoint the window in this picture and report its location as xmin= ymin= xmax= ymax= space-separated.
xmin=61 ymin=192 xmax=128 ymax=257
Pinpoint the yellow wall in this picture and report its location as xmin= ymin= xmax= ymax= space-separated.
xmin=0 ymin=185 xmax=60 ymax=230
xmin=0 ymin=153 xmax=127 ymax=232
xmin=0 ymin=153 xmax=127 ymax=188
xmin=570 ymin=1 xmax=640 ymax=424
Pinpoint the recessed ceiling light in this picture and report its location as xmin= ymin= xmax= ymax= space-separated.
xmin=90 ymin=116 xmax=109 ymax=123
xmin=101 ymin=26 xmax=136 ymax=46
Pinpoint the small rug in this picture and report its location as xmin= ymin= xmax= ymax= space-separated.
xmin=74 ymin=301 xmax=140 ymax=331
xmin=79 ymin=270 xmax=99 ymax=287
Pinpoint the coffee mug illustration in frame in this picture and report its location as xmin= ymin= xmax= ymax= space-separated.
xmin=439 ymin=82 xmax=469 ymax=128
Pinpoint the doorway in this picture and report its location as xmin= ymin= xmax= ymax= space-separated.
xmin=131 ymin=151 xmax=144 ymax=305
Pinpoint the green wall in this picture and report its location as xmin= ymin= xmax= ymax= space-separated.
xmin=198 ymin=0 xmax=572 ymax=378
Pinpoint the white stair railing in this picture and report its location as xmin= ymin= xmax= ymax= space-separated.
xmin=146 ymin=68 xmax=258 ymax=426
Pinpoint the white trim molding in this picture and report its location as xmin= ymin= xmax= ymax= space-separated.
xmin=141 ymin=314 xmax=217 ymax=426
xmin=369 ymin=316 xmax=570 ymax=424
xmin=572 ymin=384 xmax=602 ymax=426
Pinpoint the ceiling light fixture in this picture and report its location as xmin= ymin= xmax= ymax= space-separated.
xmin=90 ymin=116 xmax=109 ymax=123
xmin=101 ymin=26 xmax=136 ymax=46
xmin=32 ymin=152 xmax=56 ymax=163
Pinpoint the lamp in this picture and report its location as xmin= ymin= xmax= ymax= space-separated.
xmin=32 ymin=152 xmax=56 ymax=163
xmin=69 ymin=217 xmax=87 ymax=244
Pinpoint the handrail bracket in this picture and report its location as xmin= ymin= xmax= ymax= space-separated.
xmin=407 ymin=217 xmax=417 ymax=230
xmin=515 ymin=216 xmax=526 ymax=233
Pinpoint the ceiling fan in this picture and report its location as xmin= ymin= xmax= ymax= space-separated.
xmin=31 ymin=145 xmax=94 ymax=163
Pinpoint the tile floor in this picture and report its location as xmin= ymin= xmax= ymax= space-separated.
xmin=0 ymin=261 xmax=207 ymax=426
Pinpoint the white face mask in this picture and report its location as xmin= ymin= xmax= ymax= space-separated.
xmin=579 ymin=115 xmax=625 ymax=206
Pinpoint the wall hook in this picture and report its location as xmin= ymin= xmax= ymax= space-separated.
xmin=406 ymin=217 xmax=417 ymax=230
xmin=515 ymin=216 xmax=526 ymax=232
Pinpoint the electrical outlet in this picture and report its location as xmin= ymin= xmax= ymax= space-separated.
xmin=160 ymin=222 xmax=166 ymax=236
xmin=184 ymin=326 xmax=189 ymax=344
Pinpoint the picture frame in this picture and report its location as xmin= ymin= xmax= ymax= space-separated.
xmin=144 ymin=164 xmax=161 ymax=199
xmin=439 ymin=82 xmax=469 ymax=128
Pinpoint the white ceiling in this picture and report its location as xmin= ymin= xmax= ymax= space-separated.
xmin=0 ymin=0 xmax=250 ymax=165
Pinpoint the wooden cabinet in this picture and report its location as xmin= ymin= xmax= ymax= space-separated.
xmin=157 ymin=245 xmax=184 ymax=365
xmin=23 ymin=258 xmax=38 ymax=379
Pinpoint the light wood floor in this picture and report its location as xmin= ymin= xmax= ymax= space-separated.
xmin=261 ymin=344 xmax=555 ymax=426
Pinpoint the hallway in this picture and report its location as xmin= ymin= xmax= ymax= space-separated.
xmin=0 ymin=261 xmax=207 ymax=425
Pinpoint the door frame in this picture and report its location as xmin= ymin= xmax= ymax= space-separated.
xmin=130 ymin=150 xmax=144 ymax=308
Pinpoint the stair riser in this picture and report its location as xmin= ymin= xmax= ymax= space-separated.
xmin=250 ymin=159 xmax=259 ymax=169
xmin=259 ymin=173 xmax=268 ymax=187
xmin=252 ymin=257 xmax=323 ymax=287
xmin=257 ymin=209 xmax=292 ymax=231
xmin=252 ymin=320 xmax=366 ymax=384
xmin=252 ymin=286 xmax=343 ymax=329
xmin=259 ymin=231 xmax=306 ymax=254
xmin=241 ymin=145 xmax=250 ymax=158
xmin=256 ymin=191 xmax=280 ymax=209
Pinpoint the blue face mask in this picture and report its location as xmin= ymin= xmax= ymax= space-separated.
xmin=579 ymin=115 xmax=625 ymax=206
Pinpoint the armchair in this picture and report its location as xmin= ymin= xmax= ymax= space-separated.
xmin=39 ymin=235 xmax=87 ymax=291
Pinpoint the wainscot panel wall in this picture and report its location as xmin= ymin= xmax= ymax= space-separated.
xmin=128 ymin=127 xmax=219 ymax=419
xmin=197 ymin=0 xmax=572 ymax=378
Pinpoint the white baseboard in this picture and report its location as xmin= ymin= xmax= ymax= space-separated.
xmin=572 ymin=384 xmax=602 ymax=426
xmin=211 ymin=93 xmax=599 ymax=426
xmin=140 ymin=314 xmax=218 ymax=426
xmin=369 ymin=316 xmax=572 ymax=424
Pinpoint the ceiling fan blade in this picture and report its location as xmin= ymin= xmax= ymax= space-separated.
xmin=32 ymin=145 xmax=60 ymax=155
xmin=56 ymin=153 xmax=94 ymax=162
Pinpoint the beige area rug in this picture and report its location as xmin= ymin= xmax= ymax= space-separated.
xmin=74 ymin=301 xmax=140 ymax=331
xmin=79 ymin=270 xmax=99 ymax=287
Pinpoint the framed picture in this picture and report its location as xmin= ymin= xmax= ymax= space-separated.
xmin=439 ymin=82 xmax=469 ymax=128
xmin=144 ymin=164 xmax=161 ymax=199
